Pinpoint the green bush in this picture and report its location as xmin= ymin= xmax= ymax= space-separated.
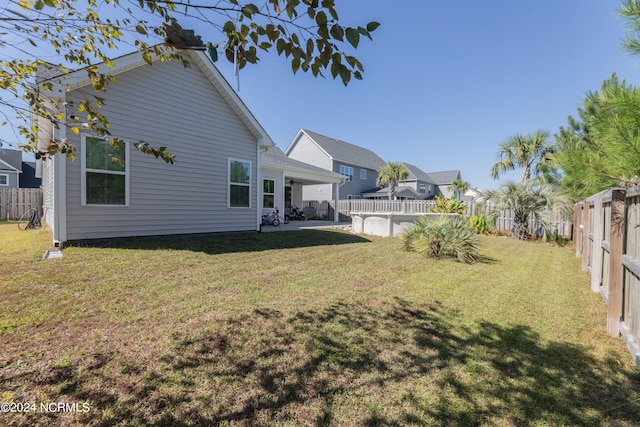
xmin=432 ymin=194 xmax=467 ymax=214
xmin=469 ymin=215 xmax=491 ymax=234
xmin=402 ymin=215 xmax=480 ymax=263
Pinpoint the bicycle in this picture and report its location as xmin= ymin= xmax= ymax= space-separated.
xmin=18 ymin=207 xmax=42 ymax=230
xmin=261 ymin=207 xmax=280 ymax=226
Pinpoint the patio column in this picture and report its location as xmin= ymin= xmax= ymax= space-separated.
xmin=334 ymin=182 xmax=339 ymax=223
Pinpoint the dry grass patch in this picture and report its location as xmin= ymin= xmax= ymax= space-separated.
xmin=1 ymin=223 xmax=639 ymax=426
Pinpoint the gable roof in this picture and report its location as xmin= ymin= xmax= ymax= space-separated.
xmin=0 ymin=149 xmax=22 ymax=172
xmin=37 ymin=47 xmax=274 ymax=149
xmin=401 ymin=162 xmax=435 ymax=184
xmin=293 ymin=129 xmax=386 ymax=171
xmin=427 ymin=170 xmax=461 ymax=185
xmin=262 ymin=146 xmax=344 ymax=183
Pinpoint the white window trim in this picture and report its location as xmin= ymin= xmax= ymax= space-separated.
xmin=360 ymin=169 xmax=366 ymax=180
xmin=0 ymin=174 xmax=8 ymax=186
xmin=263 ymin=178 xmax=275 ymax=209
xmin=340 ymin=164 xmax=354 ymax=182
xmin=80 ymin=134 xmax=130 ymax=207
xmin=228 ymin=158 xmax=252 ymax=208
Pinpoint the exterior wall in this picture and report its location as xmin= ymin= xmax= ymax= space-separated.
xmin=261 ymin=169 xmax=284 ymax=217
xmin=331 ymin=161 xmax=378 ymax=199
xmin=438 ymin=185 xmax=454 ymax=199
xmin=0 ymin=171 xmax=19 ymax=188
xmin=287 ymin=133 xmax=332 ymax=170
xmin=62 ymin=59 xmax=260 ymax=241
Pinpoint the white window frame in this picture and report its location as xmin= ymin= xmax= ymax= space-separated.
xmin=81 ymin=134 xmax=130 ymax=207
xmin=263 ymin=178 xmax=275 ymax=209
xmin=228 ymin=158 xmax=252 ymax=208
xmin=360 ymin=169 xmax=366 ymax=180
xmin=419 ymin=183 xmax=426 ymax=194
xmin=340 ymin=165 xmax=354 ymax=182
xmin=0 ymin=174 xmax=8 ymax=186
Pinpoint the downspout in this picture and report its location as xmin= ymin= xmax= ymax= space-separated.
xmin=256 ymin=139 xmax=267 ymax=232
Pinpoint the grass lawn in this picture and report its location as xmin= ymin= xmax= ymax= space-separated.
xmin=1 ymin=222 xmax=640 ymax=426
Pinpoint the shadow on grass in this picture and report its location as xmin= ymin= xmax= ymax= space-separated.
xmin=4 ymin=299 xmax=640 ymax=426
xmin=65 ymin=229 xmax=372 ymax=255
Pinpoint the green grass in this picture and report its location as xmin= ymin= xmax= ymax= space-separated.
xmin=1 ymin=223 xmax=639 ymax=426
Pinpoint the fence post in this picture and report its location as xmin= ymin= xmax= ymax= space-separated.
xmin=582 ymin=201 xmax=590 ymax=272
xmin=607 ymin=189 xmax=626 ymax=337
xmin=591 ymin=197 xmax=604 ymax=293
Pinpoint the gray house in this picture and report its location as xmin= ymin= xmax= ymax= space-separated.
xmin=427 ymin=170 xmax=462 ymax=199
xmin=36 ymin=48 xmax=276 ymax=245
xmin=0 ymin=149 xmax=42 ymax=188
xmin=400 ymin=162 xmax=438 ymax=199
xmin=285 ymin=129 xmax=386 ymax=201
xmin=0 ymin=150 xmax=22 ymax=188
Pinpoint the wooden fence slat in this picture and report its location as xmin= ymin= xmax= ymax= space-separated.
xmin=607 ymin=189 xmax=626 ymax=337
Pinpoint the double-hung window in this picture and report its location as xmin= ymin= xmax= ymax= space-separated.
xmin=360 ymin=169 xmax=367 ymax=180
xmin=340 ymin=165 xmax=354 ymax=182
xmin=263 ymin=179 xmax=275 ymax=209
xmin=82 ymin=135 xmax=128 ymax=206
xmin=0 ymin=174 xmax=8 ymax=186
xmin=229 ymin=159 xmax=251 ymax=207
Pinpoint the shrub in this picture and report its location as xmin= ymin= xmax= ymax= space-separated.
xmin=431 ymin=194 xmax=467 ymax=214
xmin=469 ymin=215 xmax=491 ymax=234
xmin=402 ymin=215 xmax=480 ymax=263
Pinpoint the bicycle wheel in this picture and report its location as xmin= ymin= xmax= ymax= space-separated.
xmin=17 ymin=209 xmax=33 ymax=230
xmin=272 ymin=218 xmax=280 ymax=226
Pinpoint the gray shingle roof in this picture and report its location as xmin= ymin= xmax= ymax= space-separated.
xmin=302 ymin=129 xmax=386 ymax=170
xmin=0 ymin=149 xmax=22 ymax=171
xmin=401 ymin=162 xmax=436 ymax=184
xmin=427 ymin=170 xmax=461 ymax=185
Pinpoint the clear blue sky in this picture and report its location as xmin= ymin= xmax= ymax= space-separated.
xmin=209 ymin=0 xmax=640 ymax=190
xmin=3 ymin=1 xmax=640 ymax=191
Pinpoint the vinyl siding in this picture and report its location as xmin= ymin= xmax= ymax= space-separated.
xmin=261 ymin=169 xmax=283 ymax=217
xmin=62 ymin=59 xmax=259 ymax=241
xmin=287 ymin=133 xmax=332 ymax=170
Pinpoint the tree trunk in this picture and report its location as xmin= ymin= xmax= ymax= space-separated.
xmin=512 ymin=220 xmax=530 ymax=240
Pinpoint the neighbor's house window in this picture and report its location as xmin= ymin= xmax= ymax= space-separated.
xmin=360 ymin=169 xmax=366 ymax=180
xmin=419 ymin=183 xmax=426 ymax=193
xmin=0 ymin=174 xmax=8 ymax=186
xmin=82 ymin=135 xmax=128 ymax=206
xmin=263 ymin=179 xmax=275 ymax=208
xmin=229 ymin=159 xmax=251 ymax=207
xmin=340 ymin=165 xmax=354 ymax=182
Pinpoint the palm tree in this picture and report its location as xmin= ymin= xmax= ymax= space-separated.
xmin=450 ymin=179 xmax=470 ymax=197
xmin=376 ymin=162 xmax=409 ymax=200
xmin=491 ymin=130 xmax=555 ymax=183
xmin=484 ymin=180 xmax=572 ymax=240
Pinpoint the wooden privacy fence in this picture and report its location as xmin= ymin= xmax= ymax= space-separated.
xmin=302 ymin=199 xmax=572 ymax=237
xmin=0 ymin=188 xmax=43 ymax=220
xmin=575 ymin=186 xmax=640 ymax=368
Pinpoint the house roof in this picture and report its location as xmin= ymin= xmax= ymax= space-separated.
xmin=0 ymin=149 xmax=22 ymax=172
xmin=427 ymin=170 xmax=461 ymax=185
xmin=361 ymin=185 xmax=420 ymax=199
xmin=401 ymin=162 xmax=436 ymax=184
xmin=294 ymin=129 xmax=386 ymax=171
xmin=262 ymin=146 xmax=344 ymax=184
xmin=36 ymin=47 xmax=274 ymax=150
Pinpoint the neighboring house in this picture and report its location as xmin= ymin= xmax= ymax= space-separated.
xmin=399 ymin=162 xmax=438 ymax=199
xmin=0 ymin=150 xmax=42 ymax=188
xmin=36 ymin=48 xmax=276 ymax=246
xmin=261 ymin=146 xmax=344 ymax=221
xmin=428 ymin=170 xmax=462 ymax=198
xmin=361 ymin=186 xmax=420 ymax=200
xmin=0 ymin=150 xmax=22 ymax=188
xmin=285 ymin=129 xmax=386 ymax=201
